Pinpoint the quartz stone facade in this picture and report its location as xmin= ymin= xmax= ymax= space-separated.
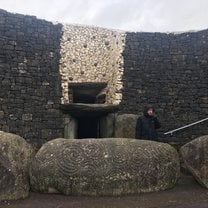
xmin=59 ymin=24 xmax=126 ymax=104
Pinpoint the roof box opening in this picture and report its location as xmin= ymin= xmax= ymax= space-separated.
xmin=68 ymin=82 xmax=107 ymax=104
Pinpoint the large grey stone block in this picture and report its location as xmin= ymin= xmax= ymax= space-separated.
xmin=0 ymin=131 xmax=35 ymax=201
xmin=30 ymin=138 xmax=180 ymax=196
xmin=114 ymin=114 xmax=139 ymax=138
xmin=180 ymin=135 xmax=208 ymax=188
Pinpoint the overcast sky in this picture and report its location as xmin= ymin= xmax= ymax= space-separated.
xmin=0 ymin=0 xmax=208 ymax=32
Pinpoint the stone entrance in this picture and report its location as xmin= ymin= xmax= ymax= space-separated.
xmin=77 ymin=116 xmax=100 ymax=139
xmin=61 ymin=82 xmax=119 ymax=139
xmin=61 ymin=104 xmax=118 ymax=139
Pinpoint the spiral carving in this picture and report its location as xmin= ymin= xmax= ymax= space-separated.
xmin=30 ymin=138 xmax=180 ymax=196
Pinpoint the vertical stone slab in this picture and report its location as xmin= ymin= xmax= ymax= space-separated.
xmin=114 ymin=114 xmax=139 ymax=138
xmin=100 ymin=113 xmax=115 ymax=138
xmin=64 ymin=115 xmax=77 ymax=139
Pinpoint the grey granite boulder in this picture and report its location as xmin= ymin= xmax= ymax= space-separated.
xmin=180 ymin=135 xmax=208 ymax=188
xmin=114 ymin=114 xmax=139 ymax=138
xmin=30 ymin=138 xmax=180 ymax=196
xmin=0 ymin=131 xmax=35 ymax=201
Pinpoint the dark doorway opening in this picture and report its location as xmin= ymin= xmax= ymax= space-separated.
xmin=77 ymin=116 xmax=100 ymax=139
xmin=73 ymin=93 xmax=96 ymax=104
xmin=68 ymin=82 xmax=107 ymax=104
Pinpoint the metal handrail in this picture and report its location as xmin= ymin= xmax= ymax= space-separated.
xmin=164 ymin=117 xmax=208 ymax=135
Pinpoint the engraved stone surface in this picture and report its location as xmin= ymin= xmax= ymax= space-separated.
xmin=30 ymin=138 xmax=180 ymax=196
xmin=180 ymin=135 xmax=208 ymax=188
xmin=0 ymin=131 xmax=35 ymax=201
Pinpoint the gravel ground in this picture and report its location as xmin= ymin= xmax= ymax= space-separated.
xmin=1 ymin=174 xmax=208 ymax=208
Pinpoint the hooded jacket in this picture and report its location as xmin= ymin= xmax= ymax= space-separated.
xmin=135 ymin=106 xmax=161 ymax=140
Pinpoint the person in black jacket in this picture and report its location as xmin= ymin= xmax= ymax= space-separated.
xmin=135 ymin=106 xmax=161 ymax=141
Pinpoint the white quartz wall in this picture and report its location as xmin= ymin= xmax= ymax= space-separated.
xmin=59 ymin=24 xmax=126 ymax=104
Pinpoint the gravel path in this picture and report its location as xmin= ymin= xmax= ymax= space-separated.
xmin=1 ymin=174 xmax=208 ymax=208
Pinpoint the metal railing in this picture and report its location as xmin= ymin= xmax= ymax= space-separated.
xmin=164 ymin=117 xmax=208 ymax=136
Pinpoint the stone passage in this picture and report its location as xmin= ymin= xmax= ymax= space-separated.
xmin=30 ymin=138 xmax=180 ymax=196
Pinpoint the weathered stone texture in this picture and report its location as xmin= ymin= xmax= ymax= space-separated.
xmin=30 ymin=138 xmax=180 ymax=196
xmin=0 ymin=8 xmax=207 ymax=146
xmin=0 ymin=131 xmax=35 ymax=201
xmin=59 ymin=25 xmax=126 ymax=104
xmin=180 ymin=135 xmax=208 ymax=188
xmin=0 ymin=9 xmax=65 ymax=141
xmin=114 ymin=114 xmax=139 ymax=138
xmin=121 ymin=31 xmax=208 ymax=142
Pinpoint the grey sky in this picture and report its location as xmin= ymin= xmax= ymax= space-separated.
xmin=0 ymin=0 xmax=207 ymax=32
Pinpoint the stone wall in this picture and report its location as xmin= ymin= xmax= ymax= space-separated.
xmin=0 ymin=9 xmax=65 ymax=143
xmin=0 ymin=8 xmax=207 ymax=144
xmin=59 ymin=24 xmax=125 ymax=104
xmin=121 ymin=30 xmax=208 ymax=141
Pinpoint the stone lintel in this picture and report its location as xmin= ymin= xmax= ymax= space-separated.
xmin=60 ymin=103 xmax=119 ymax=117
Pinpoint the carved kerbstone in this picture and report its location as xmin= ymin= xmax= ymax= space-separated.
xmin=180 ymin=135 xmax=208 ymax=188
xmin=0 ymin=131 xmax=34 ymax=201
xmin=30 ymin=138 xmax=180 ymax=196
